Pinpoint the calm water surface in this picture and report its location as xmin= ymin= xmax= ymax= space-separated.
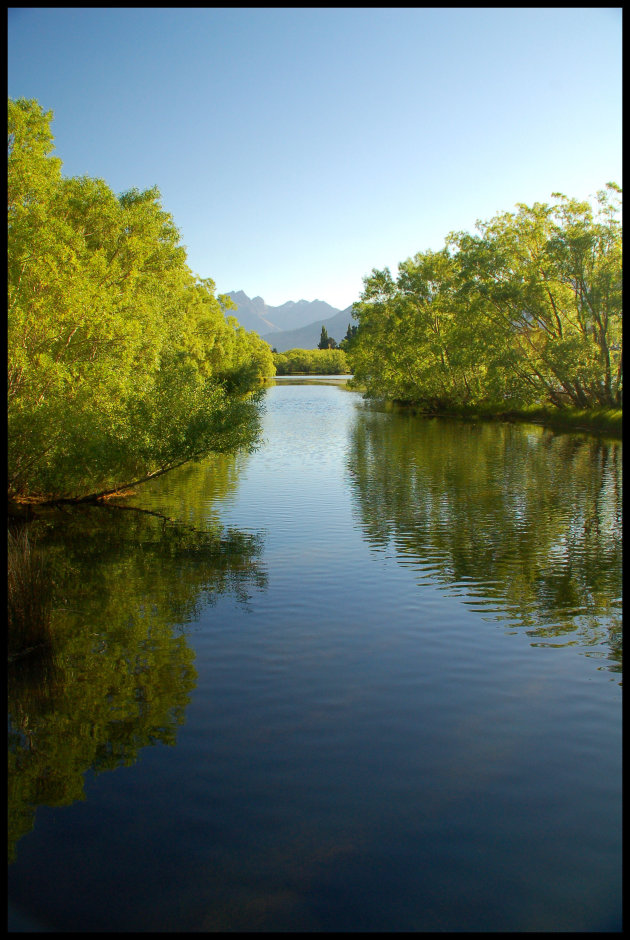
xmin=8 ymin=378 xmax=622 ymax=932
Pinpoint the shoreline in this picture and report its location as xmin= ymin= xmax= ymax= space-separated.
xmin=377 ymin=401 xmax=622 ymax=438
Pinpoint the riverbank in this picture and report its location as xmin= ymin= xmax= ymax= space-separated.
xmin=343 ymin=384 xmax=622 ymax=438
xmin=480 ymin=403 xmax=622 ymax=437
xmin=271 ymin=371 xmax=352 ymax=377
xmin=422 ymin=404 xmax=622 ymax=437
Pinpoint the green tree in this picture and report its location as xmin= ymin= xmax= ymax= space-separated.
xmin=339 ymin=322 xmax=358 ymax=351
xmin=349 ymin=186 xmax=622 ymax=411
xmin=451 ymin=184 xmax=622 ymax=408
xmin=317 ymin=325 xmax=337 ymax=349
xmin=318 ymin=325 xmax=330 ymax=349
xmin=272 ymin=352 xmax=289 ymax=375
xmin=350 ymin=250 xmax=498 ymax=408
xmin=272 ymin=348 xmax=349 ymax=375
xmin=8 ymin=98 xmax=275 ymax=501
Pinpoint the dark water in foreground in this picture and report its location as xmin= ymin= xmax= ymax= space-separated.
xmin=8 ymin=378 xmax=622 ymax=932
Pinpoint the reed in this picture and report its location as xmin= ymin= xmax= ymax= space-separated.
xmin=7 ymin=526 xmax=53 ymax=659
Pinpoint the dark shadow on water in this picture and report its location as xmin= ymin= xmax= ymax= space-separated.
xmin=8 ymin=491 xmax=267 ymax=864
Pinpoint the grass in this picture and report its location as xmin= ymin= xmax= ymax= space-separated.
xmin=453 ymin=403 xmax=623 ymax=437
xmin=362 ymin=397 xmax=622 ymax=438
xmin=8 ymin=526 xmax=54 ymax=660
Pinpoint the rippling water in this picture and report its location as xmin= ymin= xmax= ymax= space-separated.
xmin=8 ymin=378 xmax=622 ymax=931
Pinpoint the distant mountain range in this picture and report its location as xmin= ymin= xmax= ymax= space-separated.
xmin=225 ymin=291 xmax=341 ymax=334
xmin=225 ymin=290 xmax=356 ymax=352
xmin=262 ymin=307 xmax=355 ymax=352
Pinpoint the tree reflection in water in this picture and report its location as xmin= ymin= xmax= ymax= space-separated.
xmin=347 ymin=409 xmax=622 ymax=674
xmin=8 ymin=458 xmax=267 ymax=863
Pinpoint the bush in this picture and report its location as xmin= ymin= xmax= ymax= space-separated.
xmin=273 ymin=347 xmax=350 ymax=374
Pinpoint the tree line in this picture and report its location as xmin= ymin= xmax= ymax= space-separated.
xmin=8 ymin=95 xmax=621 ymax=506
xmin=8 ymin=98 xmax=275 ymax=502
xmin=316 ymin=323 xmax=357 ymax=350
xmin=273 ymin=347 xmax=350 ymax=375
xmin=270 ymin=323 xmax=356 ymax=373
xmin=348 ymin=185 xmax=622 ymax=411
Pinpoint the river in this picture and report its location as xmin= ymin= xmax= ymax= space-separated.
xmin=8 ymin=377 xmax=622 ymax=931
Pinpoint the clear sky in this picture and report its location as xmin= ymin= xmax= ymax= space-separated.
xmin=8 ymin=7 xmax=622 ymax=310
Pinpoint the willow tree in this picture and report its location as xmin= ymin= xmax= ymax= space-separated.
xmin=349 ymin=185 xmax=622 ymax=411
xmin=451 ymin=184 xmax=622 ymax=408
xmin=8 ymin=98 xmax=275 ymax=500
xmin=350 ymin=248 xmax=513 ymax=408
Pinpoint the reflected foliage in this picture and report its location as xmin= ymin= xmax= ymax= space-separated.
xmin=8 ymin=455 xmax=267 ymax=863
xmin=348 ymin=408 xmax=622 ymax=672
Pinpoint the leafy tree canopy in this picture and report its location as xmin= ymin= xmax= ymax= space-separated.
xmin=8 ymin=98 xmax=275 ymax=500
xmin=272 ymin=347 xmax=350 ymax=375
xmin=349 ymin=185 xmax=622 ymax=410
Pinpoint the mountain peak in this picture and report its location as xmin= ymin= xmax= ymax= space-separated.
xmin=225 ymin=290 xmax=342 ymax=335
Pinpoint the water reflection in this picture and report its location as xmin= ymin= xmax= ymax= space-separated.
xmin=8 ymin=455 xmax=267 ymax=863
xmin=348 ymin=409 xmax=622 ymax=674
xmin=268 ymin=374 xmax=353 ymax=387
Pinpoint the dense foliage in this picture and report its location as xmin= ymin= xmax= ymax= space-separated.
xmin=349 ymin=186 xmax=622 ymax=411
xmin=273 ymin=347 xmax=350 ymax=374
xmin=8 ymin=98 xmax=275 ymax=500
xmin=317 ymin=325 xmax=337 ymax=349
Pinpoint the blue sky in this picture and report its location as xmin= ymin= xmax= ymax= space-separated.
xmin=8 ymin=7 xmax=622 ymax=311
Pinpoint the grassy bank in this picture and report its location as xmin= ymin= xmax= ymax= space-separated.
xmin=345 ymin=386 xmax=622 ymax=437
xmin=401 ymin=402 xmax=622 ymax=437
xmin=496 ymin=404 xmax=622 ymax=436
